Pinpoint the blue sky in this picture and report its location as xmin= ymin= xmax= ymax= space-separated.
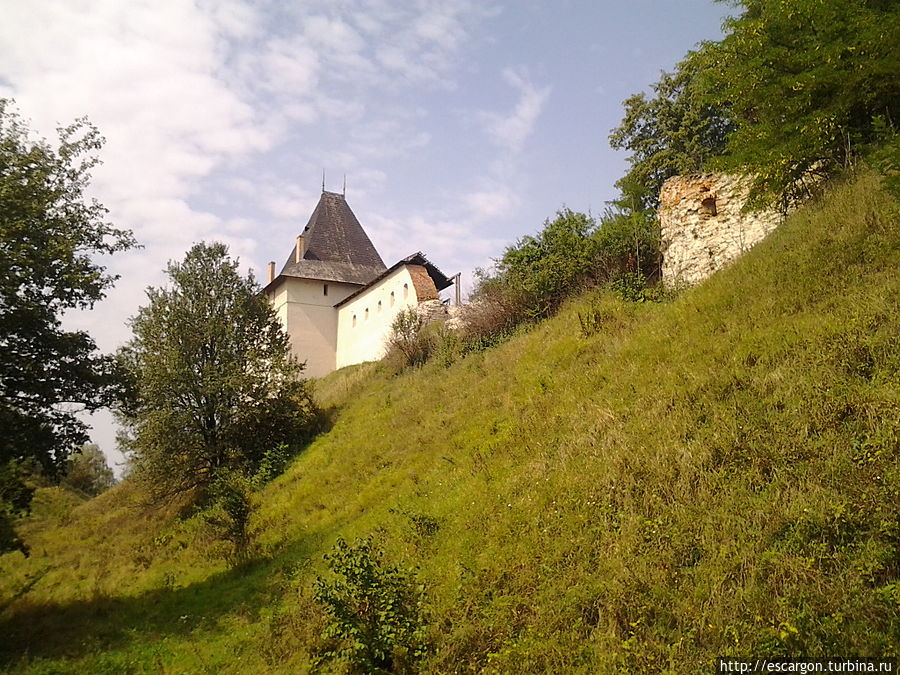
xmin=0 ymin=0 xmax=733 ymax=470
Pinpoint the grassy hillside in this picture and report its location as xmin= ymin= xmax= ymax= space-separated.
xmin=1 ymin=171 xmax=898 ymax=673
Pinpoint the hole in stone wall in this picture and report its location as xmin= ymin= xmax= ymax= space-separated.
xmin=701 ymin=197 xmax=718 ymax=216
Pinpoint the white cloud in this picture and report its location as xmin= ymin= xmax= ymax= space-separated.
xmin=0 ymin=0 xmax=500 ymax=465
xmin=463 ymin=188 xmax=519 ymax=220
xmin=480 ymin=68 xmax=551 ymax=154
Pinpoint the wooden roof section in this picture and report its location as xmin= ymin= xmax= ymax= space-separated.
xmin=277 ymin=191 xmax=386 ymax=285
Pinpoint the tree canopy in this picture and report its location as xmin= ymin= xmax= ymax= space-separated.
xmin=609 ymin=60 xmax=734 ymax=212
xmin=118 ymin=242 xmax=316 ymax=500
xmin=0 ymin=100 xmax=134 ymax=552
xmin=699 ymin=0 xmax=900 ymax=206
xmin=610 ymin=0 xmax=900 ymax=209
xmin=61 ymin=444 xmax=116 ymax=498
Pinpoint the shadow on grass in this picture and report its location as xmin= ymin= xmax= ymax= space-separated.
xmin=0 ymin=531 xmax=332 ymax=668
xmin=0 ymin=561 xmax=267 ymax=666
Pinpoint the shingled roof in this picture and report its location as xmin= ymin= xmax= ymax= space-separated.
xmin=277 ymin=191 xmax=386 ymax=285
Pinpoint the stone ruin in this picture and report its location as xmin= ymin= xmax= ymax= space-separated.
xmin=659 ymin=173 xmax=784 ymax=286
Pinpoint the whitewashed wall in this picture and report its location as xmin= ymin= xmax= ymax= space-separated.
xmin=268 ymin=278 xmax=358 ymax=378
xmin=335 ymin=267 xmax=420 ymax=370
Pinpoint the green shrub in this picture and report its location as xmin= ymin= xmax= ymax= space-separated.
xmin=592 ymin=208 xmax=660 ymax=280
xmin=494 ymin=208 xmax=599 ymax=321
xmin=313 ymin=537 xmax=428 ymax=673
xmin=462 ymin=207 xmax=662 ymax=347
xmin=201 ymin=470 xmax=255 ymax=566
xmin=385 ymin=308 xmax=436 ymax=372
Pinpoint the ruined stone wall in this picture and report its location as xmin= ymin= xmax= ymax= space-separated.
xmin=659 ymin=173 xmax=783 ymax=286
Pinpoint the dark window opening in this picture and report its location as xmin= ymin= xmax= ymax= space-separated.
xmin=701 ymin=197 xmax=718 ymax=216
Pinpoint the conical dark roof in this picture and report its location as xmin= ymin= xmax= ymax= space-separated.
xmin=278 ymin=191 xmax=386 ymax=285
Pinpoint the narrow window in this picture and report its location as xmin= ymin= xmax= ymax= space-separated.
xmin=377 ymin=300 xmax=382 ymax=313
xmin=390 ymin=291 xmax=395 ymax=307
xmin=352 ymin=314 xmax=357 ymax=327
xmin=403 ymin=283 xmax=409 ymax=300
xmin=364 ymin=308 xmax=369 ymax=321
xmin=323 ymin=283 xmax=329 ymax=296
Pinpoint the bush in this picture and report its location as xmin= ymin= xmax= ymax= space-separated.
xmin=592 ymin=209 xmax=660 ymax=281
xmin=494 ymin=208 xmax=599 ymax=321
xmin=313 ymin=537 xmax=428 ymax=673
xmin=460 ymin=207 xmax=662 ymax=349
xmin=385 ymin=309 xmax=434 ymax=370
xmin=201 ymin=470 xmax=255 ymax=566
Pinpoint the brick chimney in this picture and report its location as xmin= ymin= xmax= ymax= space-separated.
xmin=267 ymin=261 xmax=275 ymax=284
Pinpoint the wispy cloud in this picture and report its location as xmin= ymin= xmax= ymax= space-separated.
xmin=480 ymin=68 xmax=552 ymax=155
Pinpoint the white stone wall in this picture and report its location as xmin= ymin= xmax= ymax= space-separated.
xmin=335 ymin=267 xmax=421 ymax=370
xmin=659 ymin=173 xmax=783 ymax=286
xmin=268 ymin=278 xmax=358 ymax=378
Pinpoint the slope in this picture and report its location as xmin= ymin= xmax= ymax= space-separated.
xmin=1 ymin=171 xmax=898 ymax=673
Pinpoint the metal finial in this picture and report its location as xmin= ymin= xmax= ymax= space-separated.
xmin=342 ymin=174 xmax=346 ymax=197
xmin=322 ymin=169 xmax=326 ymax=193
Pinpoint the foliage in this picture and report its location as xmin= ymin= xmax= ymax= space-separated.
xmin=60 ymin=444 xmax=116 ymax=498
xmin=0 ymin=101 xmax=134 ymax=552
xmin=457 ymin=271 xmax=523 ymax=348
xmin=592 ymin=208 xmax=661 ymax=280
xmin=313 ymin=537 xmax=428 ymax=673
xmin=462 ymin=207 xmax=661 ymax=348
xmin=494 ymin=208 xmax=599 ymax=321
xmin=611 ymin=1 xmax=900 ymax=209
xmin=385 ymin=308 xmax=434 ymax=370
xmin=0 ymin=462 xmax=35 ymax=555
xmin=609 ymin=61 xmax=734 ymax=211
xmin=700 ymin=0 xmax=900 ymax=206
xmin=866 ymin=117 xmax=900 ymax=199
xmin=201 ymin=470 xmax=255 ymax=566
xmin=117 ymin=242 xmax=316 ymax=501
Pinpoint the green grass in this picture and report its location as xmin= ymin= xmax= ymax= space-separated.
xmin=1 ymin=171 xmax=898 ymax=673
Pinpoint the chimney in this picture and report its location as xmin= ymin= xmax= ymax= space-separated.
xmin=267 ymin=261 xmax=275 ymax=284
xmin=295 ymin=235 xmax=305 ymax=263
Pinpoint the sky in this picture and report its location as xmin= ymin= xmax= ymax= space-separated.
xmin=0 ymin=0 xmax=733 ymax=473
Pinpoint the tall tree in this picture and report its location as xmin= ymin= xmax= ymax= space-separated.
xmin=61 ymin=444 xmax=116 ymax=498
xmin=0 ymin=100 xmax=134 ymax=552
xmin=609 ymin=58 xmax=734 ymax=212
xmin=696 ymin=0 xmax=899 ymax=206
xmin=610 ymin=0 xmax=899 ymax=210
xmin=118 ymin=242 xmax=316 ymax=500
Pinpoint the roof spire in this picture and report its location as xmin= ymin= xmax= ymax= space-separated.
xmin=342 ymin=174 xmax=346 ymax=197
xmin=321 ymin=169 xmax=325 ymax=193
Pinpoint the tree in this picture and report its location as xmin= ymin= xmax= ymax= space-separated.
xmin=118 ymin=242 xmax=316 ymax=500
xmin=609 ymin=58 xmax=734 ymax=211
xmin=61 ymin=444 xmax=116 ymax=497
xmin=0 ymin=100 xmax=135 ymax=553
xmin=706 ymin=0 xmax=899 ymax=206
xmin=492 ymin=209 xmax=600 ymax=321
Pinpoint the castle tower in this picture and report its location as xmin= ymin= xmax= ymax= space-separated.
xmin=264 ymin=191 xmax=386 ymax=377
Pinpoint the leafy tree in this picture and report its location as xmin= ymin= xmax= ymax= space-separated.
xmin=593 ymin=208 xmax=661 ymax=280
xmin=492 ymin=208 xmax=599 ymax=321
xmin=118 ymin=242 xmax=316 ymax=500
xmin=699 ymin=0 xmax=900 ymax=206
xmin=61 ymin=444 xmax=116 ymax=497
xmin=0 ymin=100 xmax=135 ymax=553
xmin=700 ymin=0 xmax=899 ymax=206
xmin=609 ymin=59 xmax=734 ymax=211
